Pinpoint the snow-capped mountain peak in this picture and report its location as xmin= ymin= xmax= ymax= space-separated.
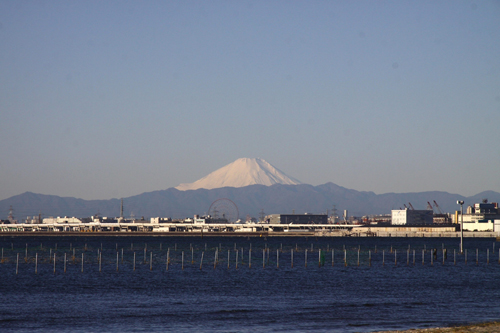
xmin=175 ymin=158 xmax=302 ymax=191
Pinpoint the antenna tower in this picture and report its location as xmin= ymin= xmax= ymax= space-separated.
xmin=259 ymin=209 xmax=265 ymax=222
xmin=8 ymin=205 xmax=14 ymax=221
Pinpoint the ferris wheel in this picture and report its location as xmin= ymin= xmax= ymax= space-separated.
xmin=208 ymin=198 xmax=239 ymax=223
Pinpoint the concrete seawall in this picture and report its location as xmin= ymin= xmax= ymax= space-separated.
xmin=0 ymin=230 xmax=498 ymax=238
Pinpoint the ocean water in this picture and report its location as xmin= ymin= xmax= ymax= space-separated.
xmin=0 ymin=236 xmax=499 ymax=332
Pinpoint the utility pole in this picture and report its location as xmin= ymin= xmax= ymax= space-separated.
xmin=457 ymin=200 xmax=464 ymax=253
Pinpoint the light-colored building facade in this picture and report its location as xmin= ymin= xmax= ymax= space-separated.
xmin=391 ymin=209 xmax=433 ymax=226
xmin=42 ymin=216 xmax=83 ymax=224
xmin=452 ymin=202 xmax=500 ymax=232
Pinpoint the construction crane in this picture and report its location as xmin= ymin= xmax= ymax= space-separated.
xmin=408 ymin=202 xmax=415 ymax=210
xmin=427 ymin=201 xmax=434 ymax=211
xmin=403 ymin=204 xmax=408 ymax=209
xmin=433 ymin=200 xmax=443 ymax=214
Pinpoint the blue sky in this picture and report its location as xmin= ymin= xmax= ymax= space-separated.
xmin=1 ymin=0 xmax=499 ymax=201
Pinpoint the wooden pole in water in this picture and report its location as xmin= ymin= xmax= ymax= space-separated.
xmin=357 ymin=249 xmax=359 ymax=267
xmin=263 ymin=249 xmax=265 ymax=268
xmin=81 ymin=253 xmax=84 ymax=272
xmin=192 ymin=247 xmax=194 ymax=265
xmin=407 ymin=249 xmax=409 ymax=266
xmin=25 ymin=244 xmax=28 ymax=263
xmin=64 ymin=253 xmax=67 ymax=273
xmin=344 ymin=249 xmax=347 ymax=267
xmin=213 ymin=250 xmax=217 ymax=269
xmin=487 ymin=249 xmax=489 ymax=264
xmin=454 ymin=249 xmax=456 ymax=265
xmin=277 ymin=249 xmax=279 ymax=268
xmin=305 ymin=249 xmax=308 ymax=268
xmin=249 ymin=249 xmax=252 ymax=268
xmin=291 ymin=249 xmax=293 ymax=268
xmin=431 ymin=250 xmax=433 ymax=266
xmin=395 ymin=249 xmax=397 ymax=266
xmin=413 ymin=250 xmax=415 ymax=265
xmin=50 ymin=249 xmax=52 ymax=263
xmin=332 ymin=249 xmax=334 ymax=267
xmin=133 ymin=252 xmax=136 ymax=271
xmin=442 ymin=249 xmax=445 ymax=265
xmin=236 ymin=250 xmax=238 ymax=269
xmin=150 ymin=252 xmax=153 ymax=271
xmin=383 ymin=250 xmax=385 ymax=266
xmin=182 ymin=251 xmax=184 ymax=270
xmin=116 ymin=252 xmax=119 ymax=272
xmin=121 ymin=248 xmax=124 ymax=263
xmin=35 ymin=253 xmax=38 ymax=274
xmin=227 ymin=250 xmax=230 ymax=269
xmin=319 ymin=249 xmax=321 ymax=268
xmin=422 ymin=249 xmax=424 ymax=265
xmin=476 ymin=249 xmax=478 ymax=265
xmin=16 ymin=253 xmax=19 ymax=275
xmin=369 ymin=250 xmax=371 ymax=267
xmin=465 ymin=249 xmax=467 ymax=265
xmin=54 ymin=253 xmax=56 ymax=273
xmin=200 ymin=252 xmax=204 ymax=270
xmin=99 ymin=252 xmax=102 ymax=272
xmin=73 ymin=248 xmax=76 ymax=264
xmin=144 ymin=248 xmax=146 ymax=264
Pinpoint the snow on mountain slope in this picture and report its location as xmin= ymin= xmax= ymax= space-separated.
xmin=175 ymin=158 xmax=302 ymax=191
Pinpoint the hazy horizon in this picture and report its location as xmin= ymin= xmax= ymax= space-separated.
xmin=1 ymin=1 xmax=499 ymax=201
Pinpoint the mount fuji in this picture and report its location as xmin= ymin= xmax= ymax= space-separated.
xmin=2 ymin=158 xmax=500 ymax=219
xmin=175 ymin=158 xmax=302 ymax=191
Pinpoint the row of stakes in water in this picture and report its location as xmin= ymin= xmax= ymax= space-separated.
xmin=2 ymin=242 xmax=500 ymax=274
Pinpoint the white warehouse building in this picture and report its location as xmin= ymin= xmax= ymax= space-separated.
xmin=392 ymin=209 xmax=433 ymax=226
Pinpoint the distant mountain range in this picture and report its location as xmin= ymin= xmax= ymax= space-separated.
xmin=1 ymin=158 xmax=499 ymax=221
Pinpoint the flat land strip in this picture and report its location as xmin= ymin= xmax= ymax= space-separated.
xmin=375 ymin=322 xmax=500 ymax=333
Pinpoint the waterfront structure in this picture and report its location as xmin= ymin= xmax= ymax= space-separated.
xmin=42 ymin=216 xmax=83 ymax=224
xmin=391 ymin=209 xmax=433 ymax=226
xmin=452 ymin=201 xmax=500 ymax=231
xmin=266 ymin=214 xmax=328 ymax=225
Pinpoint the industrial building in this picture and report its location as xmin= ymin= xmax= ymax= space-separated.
xmin=452 ymin=201 xmax=500 ymax=232
xmin=391 ymin=209 xmax=433 ymax=226
xmin=266 ymin=214 xmax=328 ymax=225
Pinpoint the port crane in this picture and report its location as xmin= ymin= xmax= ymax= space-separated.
xmin=427 ymin=201 xmax=434 ymax=211
xmin=408 ymin=202 xmax=415 ymax=210
xmin=433 ymin=200 xmax=443 ymax=214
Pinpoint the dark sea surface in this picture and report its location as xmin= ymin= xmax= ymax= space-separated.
xmin=0 ymin=235 xmax=499 ymax=332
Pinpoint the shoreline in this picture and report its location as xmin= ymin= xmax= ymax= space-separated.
xmin=374 ymin=321 xmax=500 ymax=333
xmin=0 ymin=231 xmax=498 ymax=238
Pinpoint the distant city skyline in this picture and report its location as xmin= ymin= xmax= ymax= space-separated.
xmin=1 ymin=1 xmax=499 ymax=201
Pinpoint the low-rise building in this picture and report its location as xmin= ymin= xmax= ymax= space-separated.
xmin=391 ymin=209 xmax=433 ymax=226
xmin=42 ymin=216 xmax=83 ymax=224
xmin=453 ymin=201 xmax=500 ymax=231
xmin=266 ymin=214 xmax=328 ymax=225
